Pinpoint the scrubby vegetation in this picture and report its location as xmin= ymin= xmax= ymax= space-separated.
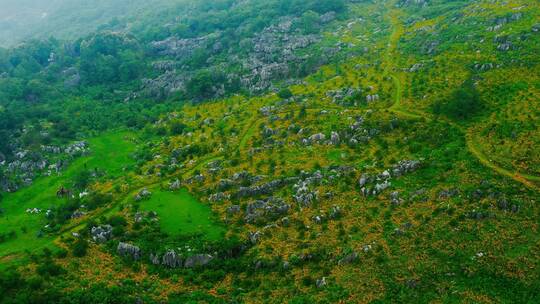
xmin=0 ymin=0 xmax=539 ymax=303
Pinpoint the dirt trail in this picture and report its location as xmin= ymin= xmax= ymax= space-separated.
xmin=382 ymin=6 xmax=539 ymax=191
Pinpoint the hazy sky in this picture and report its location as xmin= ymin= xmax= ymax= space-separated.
xmin=0 ymin=0 xmax=62 ymax=17
xmin=0 ymin=0 xmax=156 ymax=46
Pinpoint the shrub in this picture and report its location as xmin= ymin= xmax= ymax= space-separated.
xmin=108 ymin=215 xmax=127 ymax=227
xmin=72 ymin=239 xmax=89 ymax=257
xmin=36 ymin=260 xmax=64 ymax=277
xmin=433 ymin=79 xmax=483 ymax=120
xmin=277 ymin=88 xmax=293 ymax=99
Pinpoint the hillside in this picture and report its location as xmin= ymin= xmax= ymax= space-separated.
xmin=0 ymin=0 xmax=539 ymax=303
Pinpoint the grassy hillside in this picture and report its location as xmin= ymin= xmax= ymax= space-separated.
xmin=0 ymin=0 xmax=539 ymax=303
xmin=0 ymin=131 xmax=137 ymax=258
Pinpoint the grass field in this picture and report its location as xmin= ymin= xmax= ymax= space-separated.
xmin=0 ymin=131 xmax=137 ymax=258
xmin=140 ymin=188 xmax=225 ymax=240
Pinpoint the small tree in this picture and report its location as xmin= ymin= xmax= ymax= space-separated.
xmin=73 ymin=170 xmax=91 ymax=190
xmin=278 ymin=88 xmax=293 ymax=99
xmin=434 ymin=79 xmax=482 ymax=120
xmin=72 ymin=238 xmax=89 ymax=257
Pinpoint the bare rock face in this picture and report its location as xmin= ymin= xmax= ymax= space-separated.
xmin=162 ymin=250 xmax=182 ymax=268
xmin=117 ymin=242 xmax=141 ymax=260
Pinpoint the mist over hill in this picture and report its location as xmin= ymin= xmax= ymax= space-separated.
xmin=0 ymin=0 xmax=178 ymax=46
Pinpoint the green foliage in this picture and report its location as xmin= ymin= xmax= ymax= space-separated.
xmin=72 ymin=170 xmax=91 ymax=190
xmin=169 ymin=121 xmax=188 ymax=135
xmin=433 ymin=79 xmax=483 ymax=120
xmin=296 ymin=11 xmax=321 ymax=34
xmin=108 ymin=215 xmax=127 ymax=227
xmin=36 ymin=259 xmax=64 ymax=277
xmin=278 ymin=88 xmax=294 ymax=99
xmin=71 ymin=238 xmax=89 ymax=257
xmin=80 ymin=33 xmax=144 ymax=85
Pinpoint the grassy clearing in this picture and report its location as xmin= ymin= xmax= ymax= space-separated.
xmin=0 ymin=131 xmax=137 ymax=257
xmin=140 ymin=188 xmax=225 ymax=240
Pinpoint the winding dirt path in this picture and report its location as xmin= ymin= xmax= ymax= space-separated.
xmin=382 ymin=6 xmax=540 ymax=192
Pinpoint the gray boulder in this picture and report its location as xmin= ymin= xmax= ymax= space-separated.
xmin=249 ymin=231 xmax=262 ymax=244
xmin=91 ymin=225 xmax=112 ymax=243
xmin=135 ymin=188 xmax=152 ymax=201
xmin=209 ymin=192 xmax=230 ymax=202
xmin=117 ymin=242 xmax=141 ymax=260
xmin=309 ymin=133 xmax=326 ymax=144
xmin=338 ymin=251 xmax=359 ymax=265
xmin=329 ymin=205 xmax=342 ymax=219
xmin=227 ymin=205 xmax=241 ymax=215
xmin=169 ymin=179 xmax=181 ymax=190
xmin=150 ymin=253 xmax=160 ymax=265
xmin=162 ymin=250 xmax=182 ymax=268
xmin=184 ymin=254 xmax=213 ymax=268
xmin=392 ymin=160 xmax=421 ymax=177
xmin=330 ymin=131 xmax=341 ymax=145
xmin=316 ymin=277 xmax=327 ymax=288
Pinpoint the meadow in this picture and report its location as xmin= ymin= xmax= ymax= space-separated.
xmin=0 ymin=131 xmax=137 ymax=258
xmin=140 ymin=188 xmax=225 ymax=240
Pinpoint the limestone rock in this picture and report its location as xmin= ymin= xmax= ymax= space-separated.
xmin=117 ymin=242 xmax=141 ymax=260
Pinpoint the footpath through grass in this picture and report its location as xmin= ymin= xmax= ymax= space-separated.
xmin=0 ymin=131 xmax=137 ymax=258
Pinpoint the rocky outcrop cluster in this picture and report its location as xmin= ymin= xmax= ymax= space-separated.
xmin=359 ymin=160 xmax=422 ymax=196
xmin=1 ymin=141 xmax=89 ymax=193
xmin=117 ymin=242 xmax=141 ymax=260
xmin=153 ymin=250 xmax=214 ymax=269
xmin=151 ymin=35 xmax=209 ymax=58
xmin=235 ymin=177 xmax=299 ymax=199
xmin=245 ymin=197 xmax=291 ymax=225
xmin=299 ymin=116 xmax=379 ymax=147
xmin=64 ymin=141 xmax=89 ymax=156
xmin=242 ymin=17 xmax=321 ymax=93
xmin=135 ymin=188 xmax=152 ymax=201
xmin=293 ymin=171 xmax=323 ymax=207
xmin=91 ymin=225 xmax=112 ymax=243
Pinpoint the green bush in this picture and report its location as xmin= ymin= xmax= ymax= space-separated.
xmin=433 ymin=79 xmax=483 ymax=120
xmin=72 ymin=238 xmax=89 ymax=257
xmin=278 ymin=88 xmax=293 ymax=99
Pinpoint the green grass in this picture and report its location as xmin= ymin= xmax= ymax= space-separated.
xmin=327 ymin=148 xmax=348 ymax=164
xmin=0 ymin=130 xmax=137 ymax=258
xmin=140 ymin=188 xmax=225 ymax=240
